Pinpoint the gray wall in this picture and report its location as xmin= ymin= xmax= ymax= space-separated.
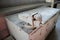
xmin=0 ymin=0 xmax=45 ymax=8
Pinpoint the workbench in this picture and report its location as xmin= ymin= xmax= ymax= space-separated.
xmin=5 ymin=7 xmax=60 ymax=40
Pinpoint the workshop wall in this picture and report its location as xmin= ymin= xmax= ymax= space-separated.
xmin=0 ymin=0 xmax=45 ymax=8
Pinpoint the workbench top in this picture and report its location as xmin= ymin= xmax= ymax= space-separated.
xmin=18 ymin=7 xmax=59 ymax=24
xmin=5 ymin=7 xmax=60 ymax=33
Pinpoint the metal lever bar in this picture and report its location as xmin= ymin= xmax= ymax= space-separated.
xmin=32 ymin=13 xmax=38 ymax=30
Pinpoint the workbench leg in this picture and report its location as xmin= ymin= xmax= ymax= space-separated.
xmin=53 ymin=22 xmax=56 ymax=29
xmin=54 ymin=25 xmax=56 ymax=29
xmin=53 ymin=4 xmax=57 ymax=8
